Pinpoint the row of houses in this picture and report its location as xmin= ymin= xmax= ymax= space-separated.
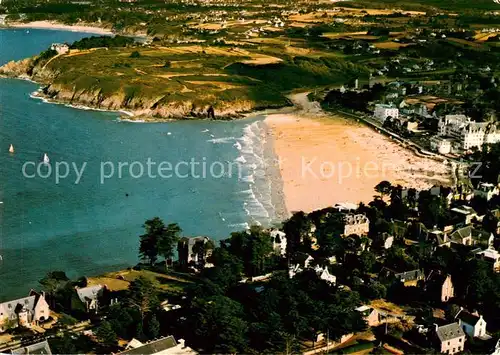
xmin=6 ymin=333 xmax=196 ymax=355
xmin=355 ymin=302 xmax=487 ymax=355
xmin=433 ymin=114 xmax=500 ymax=154
xmin=176 ymin=212 xmax=371 ymax=271
xmin=433 ymin=307 xmax=489 ymax=355
xmin=0 ymin=286 xmax=197 ymax=354
xmin=372 ymin=102 xmax=500 ymax=155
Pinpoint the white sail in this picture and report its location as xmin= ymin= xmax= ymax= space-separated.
xmin=43 ymin=153 xmax=50 ymax=164
xmin=9 ymin=144 xmax=14 ymax=153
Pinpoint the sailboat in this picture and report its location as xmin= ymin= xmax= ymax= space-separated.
xmin=8 ymin=144 xmax=14 ymax=153
xmin=42 ymin=153 xmax=50 ymax=164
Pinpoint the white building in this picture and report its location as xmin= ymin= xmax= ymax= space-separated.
xmin=270 ymin=230 xmax=287 ymax=256
xmin=177 ymin=236 xmax=213 ymax=269
xmin=430 ymin=136 xmax=452 ymax=154
xmin=76 ymin=285 xmax=106 ymax=313
xmin=314 ymin=265 xmax=336 ymax=285
xmin=50 ymin=43 xmax=69 ymax=55
xmin=492 ymin=339 xmax=500 ymax=355
xmin=288 ymin=263 xmax=336 ymax=285
xmin=374 ymin=104 xmax=399 ymax=123
xmin=343 ymin=213 xmax=370 ymax=236
xmin=474 ymin=183 xmax=499 ymax=201
xmin=455 ymin=309 xmax=487 ymax=338
xmin=0 ymin=291 xmax=50 ymax=333
xmin=435 ymin=323 xmax=466 ymax=354
xmin=438 ymin=115 xmax=500 ymax=152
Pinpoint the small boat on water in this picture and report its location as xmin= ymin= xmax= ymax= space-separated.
xmin=42 ymin=153 xmax=50 ymax=164
xmin=9 ymin=144 xmax=14 ymax=153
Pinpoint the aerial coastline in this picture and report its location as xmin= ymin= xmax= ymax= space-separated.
xmin=1 ymin=0 xmax=500 ymax=353
xmin=29 ymin=88 xmax=136 ymax=118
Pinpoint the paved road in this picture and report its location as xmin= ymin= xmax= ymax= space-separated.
xmin=0 ymin=321 xmax=93 ymax=353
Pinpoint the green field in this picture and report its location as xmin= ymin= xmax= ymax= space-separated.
xmin=345 ymin=0 xmax=500 ymax=11
xmin=29 ymin=44 xmax=367 ymax=119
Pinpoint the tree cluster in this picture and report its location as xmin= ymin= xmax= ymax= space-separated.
xmin=70 ymin=35 xmax=135 ymax=50
xmin=322 ymin=83 xmax=386 ymax=113
xmin=139 ymin=217 xmax=181 ymax=266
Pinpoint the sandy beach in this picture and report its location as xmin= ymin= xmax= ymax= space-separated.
xmin=7 ymin=21 xmax=114 ymax=35
xmin=265 ymin=94 xmax=451 ymax=214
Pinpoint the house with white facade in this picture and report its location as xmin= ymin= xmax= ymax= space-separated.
xmin=438 ymin=115 xmax=500 ymax=152
xmin=288 ymin=264 xmax=336 ymax=285
xmin=50 ymin=43 xmax=69 ymax=54
xmin=75 ymin=284 xmax=107 ymax=313
xmin=430 ymin=136 xmax=452 ymax=154
xmin=474 ymin=183 xmax=499 ymax=201
xmin=380 ymin=232 xmax=394 ymax=249
xmin=343 ymin=214 xmax=370 ymax=236
xmin=177 ymin=236 xmax=214 ymax=269
xmin=288 ymin=253 xmax=336 ymax=285
xmin=314 ymin=265 xmax=336 ymax=285
xmin=435 ymin=323 xmax=466 ymax=354
xmin=455 ymin=309 xmax=487 ymax=338
xmin=374 ymin=104 xmax=399 ymax=123
xmin=492 ymin=339 xmax=500 ymax=355
xmin=448 ymin=225 xmax=493 ymax=248
xmin=270 ymin=229 xmax=287 ymax=256
xmin=0 ymin=290 xmax=50 ymax=333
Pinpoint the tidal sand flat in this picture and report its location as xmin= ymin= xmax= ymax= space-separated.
xmin=265 ymin=112 xmax=451 ymax=214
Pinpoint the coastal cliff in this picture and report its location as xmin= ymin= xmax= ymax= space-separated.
xmin=0 ymin=44 xmax=366 ymax=121
xmin=0 ymin=58 xmax=34 ymax=80
xmin=38 ymin=82 xmax=262 ymax=120
xmin=0 ymin=57 xmax=281 ymax=120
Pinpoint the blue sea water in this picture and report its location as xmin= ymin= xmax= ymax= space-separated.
xmin=0 ymin=29 xmax=277 ymax=300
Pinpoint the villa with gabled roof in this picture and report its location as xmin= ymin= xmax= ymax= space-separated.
xmin=75 ymin=284 xmax=107 ymax=313
xmin=425 ymin=271 xmax=454 ymax=302
xmin=450 ymin=226 xmax=493 ymax=248
xmin=455 ymin=308 xmax=487 ymax=339
xmin=0 ymin=290 xmax=50 ymax=333
xmin=434 ymin=322 xmax=466 ymax=354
